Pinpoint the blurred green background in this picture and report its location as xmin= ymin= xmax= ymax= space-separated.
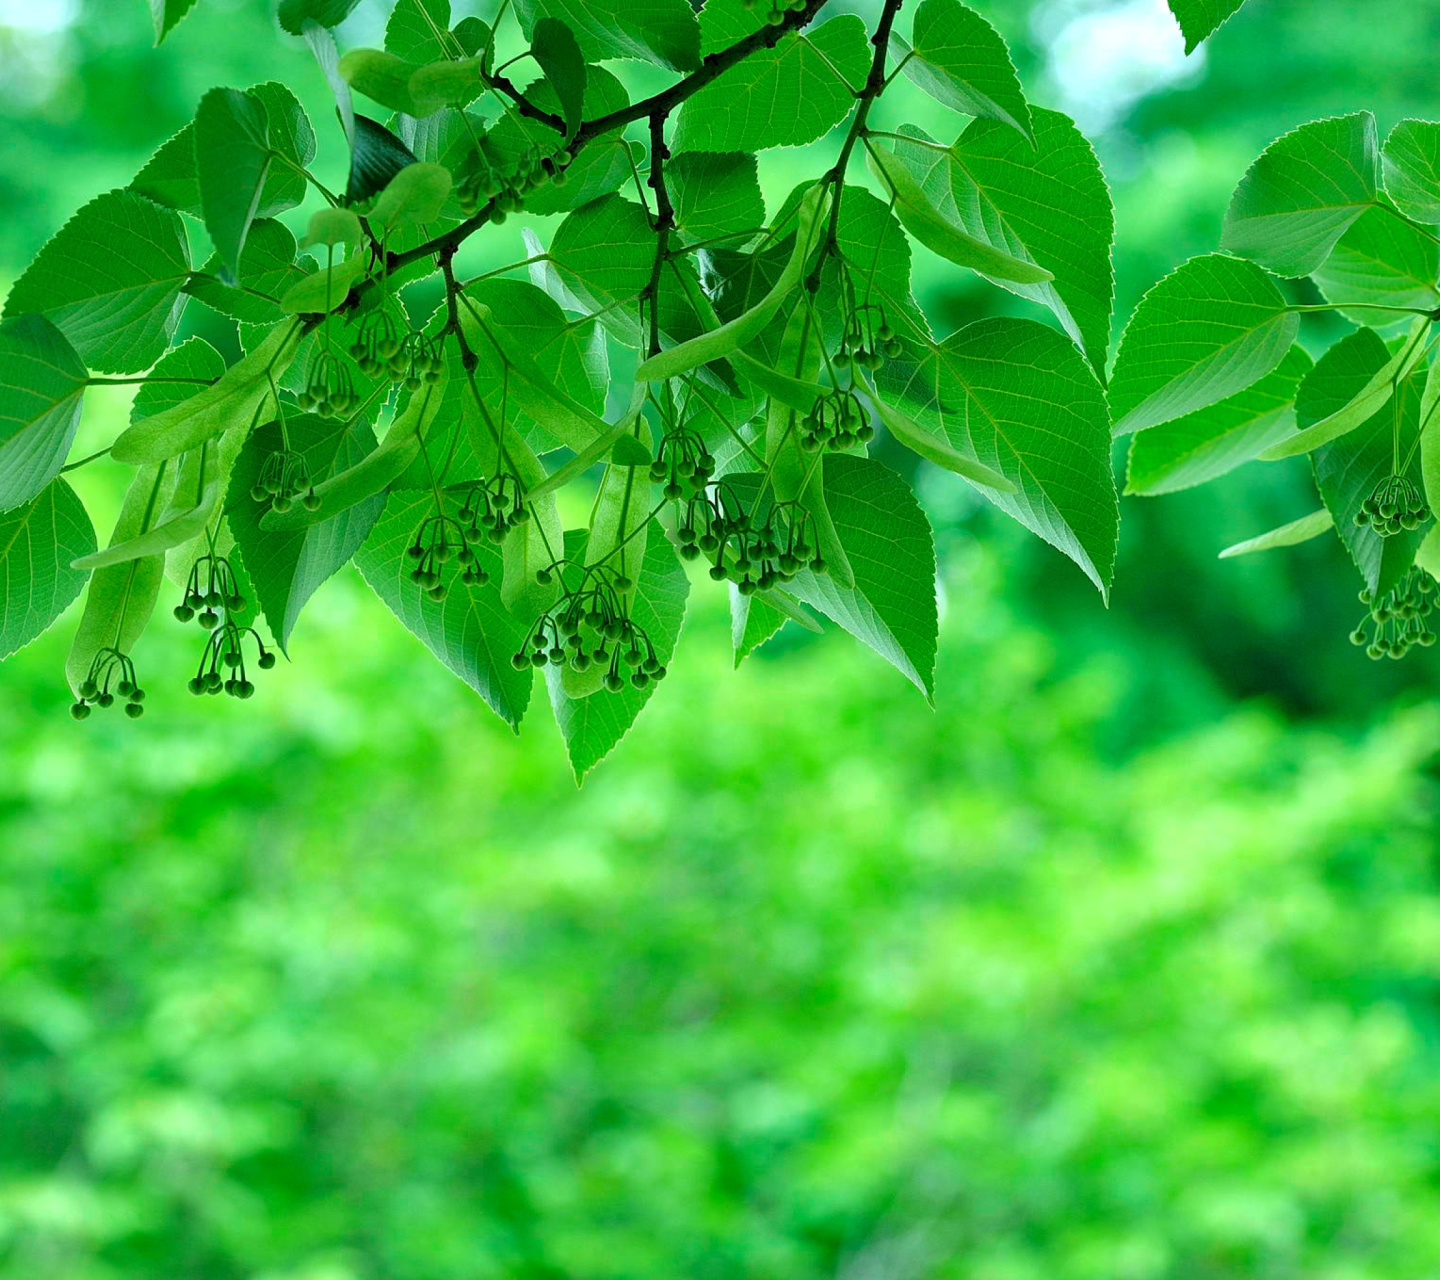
xmin=4 ymin=1 xmax=1440 ymax=1276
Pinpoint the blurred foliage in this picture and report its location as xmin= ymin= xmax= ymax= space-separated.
xmin=5 ymin=2 xmax=1440 ymax=1276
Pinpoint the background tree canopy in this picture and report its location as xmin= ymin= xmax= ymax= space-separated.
xmin=2 ymin=1 xmax=1440 ymax=1277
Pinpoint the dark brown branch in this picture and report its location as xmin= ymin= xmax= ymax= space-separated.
xmin=642 ymin=110 xmax=676 ymax=358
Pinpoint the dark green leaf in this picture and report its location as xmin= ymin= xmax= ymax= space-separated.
xmin=347 ymin=114 xmax=420 ymax=204
xmin=0 ymin=315 xmax=88 ymax=514
xmin=150 ymin=0 xmax=199 ymax=45
xmin=3 ymin=189 xmax=189 ymax=374
xmin=669 ymin=152 xmax=765 ymax=245
xmin=186 ymin=218 xmax=311 ymax=325
xmin=278 ymin=0 xmax=361 ymax=35
xmin=515 ymin=0 xmax=700 ymax=72
xmin=0 ymin=479 xmax=95 ymax=662
xmin=531 ymin=18 xmax=585 ymax=138
xmin=1166 ymin=0 xmax=1248 ymax=53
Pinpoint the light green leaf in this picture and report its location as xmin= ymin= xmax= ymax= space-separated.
xmin=64 ymin=464 xmax=170 ymax=696
xmin=1309 ymin=327 xmax=1432 ymax=596
xmin=1260 ymin=316 xmax=1431 ymax=460
xmin=1312 ymin=203 xmax=1440 ymax=327
xmin=636 ymin=184 xmax=828 ymax=382
xmin=775 ymin=454 xmax=938 ymax=697
xmin=301 ymin=207 xmax=363 ymax=250
xmin=354 ymin=488 xmax=534 ymax=729
xmin=370 ymin=162 xmax=452 ymax=230
xmin=878 ymin=316 xmax=1118 ymax=597
xmin=340 ymin=48 xmax=424 ymax=116
xmin=890 ymin=111 xmax=1114 ymax=370
xmin=546 ymin=524 xmax=690 ymax=782
xmin=3 ymin=189 xmax=189 ymax=374
xmin=899 ymin=0 xmax=1032 ymax=139
xmin=669 ymin=152 xmax=764 ymax=245
xmin=0 ymin=479 xmax=95 ymax=662
xmin=278 ymin=0 xmax=360 ymax=35
xmin=150 ymin=0 xmax=199 ymax=44
xmin=408 ymin=57 xmax=486 ymax=114
xmin=1382 ymin=119 xmax=1440 ymax=224
xmin=386 ymin=0 xmax=454 ymax=62
xmin=674 ymin=15 xmax=870 ymax=153
xmin=1420 ymin=353 xmax=1440 ymax=517
xmin=1166 ymin=0 xmax=1248 ymax=53
xmin=866 ymin=383 xmax=1016 ymax=494
xmin=228 ymin=413 xmax=385 ymax=654
xmin=730 ymin=350 xmax=823 ymax=413
xmin=1126 ymin=344 xmax=1312 ymax=495
xmin=728 ymin=584 xmax=821 ymax=668
xmin=0 ymin=315 xmax=88 ymax=514
xmin=1108 ymin=253 xmax=1299 ymax=437
xmin=1218 ymin=508 xmax=1334 ymax=559
xmin=110 ymin=322 xmax=298 ymax=465
xmin=279 ymin=255 xmax=367 ymax=314
xmin=515 ymin=0 xmax=700 ymax=72
xmin=1221 ymin=112 xmax=1379 ymax=278
xmin=71 ymin=464 xmax=221 ymax=570
xmin=867 ymin=142 xmax=1055 ymax=287
xmin=531 ymin=18 xmax=585 ymax=137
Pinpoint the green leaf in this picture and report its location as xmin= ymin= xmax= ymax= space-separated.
xmin=889 ymin=111 xmax=1114 ymax=370
xmin=673 ymin=15 xmax=870 ymax=153
xmin=1126 ymin=344 xmax=1312 ymax=496
xmin=531 ymin=19 xmax=586 ymax=138
xmin=1166 ymin=0 xmax=1248 ymax=53
xmin=1419 ymin=354 xmax=1440 ymax=518
xmin=340 ymin=48 xmax=425 ymax=116
xmin=186 ymin=218 xmax=312 ymax=326
xmin=1382 ymin=119 xmax=1440 ymax=224
xmin=149 ymin=0 xmax=199 ymax=44
xmin=111 ymin=322 xmax=298 ymax=465
xmin=636 ymin=184 xmax=828 ymax=382
xmin=668 ymin=152 xmax=765 ymax=245
xmin=278 ymin=0 xmax=361 ymax=35
xmin=386 ymin=0 xmax=453 ymax=62
xmin=227 ymin=414 xmax=385 ymax=654
xmin=730 ymin=586 xmax=786 ymax=665
xmin=370 ymin=162 xmax=452 ymax=230
xmin=763 ymin=454 xmax=937 ymax=697
xmin=3 ymin=189 xmax=189 ymax=374
xmin=867 ymin=143 xmax=1055 ymax=287
xmin=71 ymin=458 xmax=222 ymax=571
xmin=347 ymin=114 xmax=420 ymax=204
xmin=0 ymin=315 xmax=88 ymax=514
xmin=865 ymin=383 xmax=1016 ymax=494
xmin=302 ymin=207 xmax=364 ymax=250
xmin=1312 ymin=203 xmax=1440 ymax=327
xmin=354 ymin=488 xmax=534 ymax=729
xmin=515 ymin=0 xmax=701 ymax=72
xmin=249 ymin=82 xmax=317 ymax=211
xmin=610 ymin=434 xmax=654 ymax=468
xmin=408 ymin=58 xmax=486 ymax=114
xmin=899 ymin=0 xmax=1032 ymax=140
xmin=1309 ymin=327 xmax=1432 ymax=596
xmin=1260 ymin=316 xmax=1431 ymax=460
xmin=1107 ymin=253 xmax=1299 ymax=436
xmin=545 ymin=524 xmax=690 ymax=782
xmin=130 ymin=123 xmax=201 ymax=216
xmin=1221 ymin=112 xmax=1379 ymax=278
xmin=0 ymin=479 xmax=95 ymax=662
xmin=196 ymin=88 xmax=274 ymax=284
xmin=878 ymin=316 xmax=1118 ymax=597
xmin=1218 ymin=508 xmax=1333 ymax=559
xmin=64 ymin=464 xmax=171 ymax=696
xmin=279 ymin=256 xmax=367 ymax=314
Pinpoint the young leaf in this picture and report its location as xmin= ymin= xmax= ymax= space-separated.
xmin=3 ymin=189 xmax=189 ymax=374
xmin=278 ymin=0 xmax=361 ymax=35
xmin=228 ymin=414 xmax=386 ymax=654
xmin=674 ymin=15 xmax=870 ymax=153
xmin=149 ymin=0 xmax=199 ymax=45
xmin=0 ymin=315 xmax=88 ymax=514
xmin=1126 ymin=344 xmax=1312 ymax=496
xmin=531 ymin=18 xmax=586 ymax=138
xmin=1218 ymin=508 xmax=1334 ymax=559
xmin=669 ymin=152 xmax=764 ymax=245
xmin=890 ymin=111 xmax=1114 ymax=371
xmin=1311 ymin=203 xmax=1440 ymax=327
xmin=64 ymin=464 xmax=171 ymax=695
xmin=370 ymin=162 xmax=452 ymax=230
xmin=354 ymin=489 xmax=534 ymax=730
xmin=1166 ymin=0 xmax=1248 ymax=53
xmin=762 ymin=454 xmax=938 ymax=698
xmin=1309 ymin=328 xmax=1432 ymax=596
xmin=878 ymin=316 xmax=1118 ymax=598
xmin=0 ymin=479 xmax=96 ymax=662
xmin=514 ymin=0 xmax=701 ymax=73
xmin=867 ymin=143 xmax=1055 ymax=287
xmin=1382 ymin=119 xmax=1440 ymax=225
xmin=1221 ymin=113 xmax=1380 ymax=278
xmin=635 ymin=184 xmax=828 ymax=382
xmin=347 ymin=114 xmax=420 ymax=204
xmin=302 ymin=207 xmax=364 ymax=250
xmin=1260 ymin=316 xmax=1430 ymax=460
xmin=898 ymin=0 xmax=1032 ymax=140
xmin=110 ymin=322 xmax=298 ymax=465
xmin=1108 ymin=253 xmax=1299 ymax=437
xmin=545 ymin=524 xmax=690 ymax=782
